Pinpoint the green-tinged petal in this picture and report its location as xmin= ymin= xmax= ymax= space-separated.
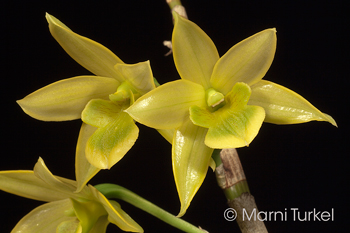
xmin=70 ymin=198 xmax=107 ymax=233
xmin=189 ymin=105 xmax=215 ymax=128
xmin=34 ymin=157 xmax=77 ymax=194
xmin=88 ymin=216 xmax=109 ymax=233
xmin=126 ymin=80 xmax=206 ymax=129
xmin=172 ymin=12 xmax=219 ymax=88
xmin=115 ymin=61 xmax=156 ymax=95
xmin=173 ymin=119 xmax=213 ymax=217
xmin=82 ymin=99 xmax=124 ymax=128
xmin=56 ymin=219 xmax=81 ymax=233
xmin=157 ymin=129 xmax=175 ymax=144
xmin=209 ymin=158 xmax=216 ymax=171
xmin=211 ymin=28 xmax=277 ymax=95
xmin=46 ymin=13 xmax=125 ymax=81
xmin=17 ymin=76 xmax=119 ymax=121
xmin=195 ymin=83 xmax=265 ymax=148
xmin=89 ymin=186 xmax=143 ymax=232
xmin=12 ymin=199 xmax=76 ymax=233
xmin=249 ymin=80 xmax=337 ymax=126
xmin=75 ymin=123 xmax=100 ymax=193
xmin=0 ymin=170 xmax=75 ymax=202
xmin=86 ymin=112 xmax=139 ymax=169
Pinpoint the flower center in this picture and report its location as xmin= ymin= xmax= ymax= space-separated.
xmin=206 ymin=88 xmax=225 ymax=111
xmin=109 ymin=81 xmax=140 ymax=104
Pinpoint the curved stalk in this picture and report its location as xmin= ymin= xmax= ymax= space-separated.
xmin=95 ymin=183 xmax=207 ymax=233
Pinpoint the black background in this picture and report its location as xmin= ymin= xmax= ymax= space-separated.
xmin=1 ymin=1 xmax=347 ymax=232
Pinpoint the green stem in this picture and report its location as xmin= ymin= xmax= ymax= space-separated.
xmin=95 ymin=183 xmax=206 ymax=233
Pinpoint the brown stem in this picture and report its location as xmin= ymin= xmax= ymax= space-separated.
xmin=215 ymin=149 xmax=268 ymax=233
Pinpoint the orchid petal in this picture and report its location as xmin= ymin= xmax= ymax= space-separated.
xmin=172 ymin=12 xmax=219 ymax=88
xmin=191 ymin=83 xmax=265 ymax=148
xmin=75 ymin=123 xmax=100 ymax=193
xmin=173 ymin=118 xmax=213 ymax=217
xmin=126 ymin=80 xmax=206 ymax=129
xmin=12 ymin=199 xmax=76 ymax=232
xmin=17 ymin=76 xmax=119 ymax=121
xmin=56 ymin=219 xmax=81 ymax=233
xmin=85 ymin=112 xmax=139 ymax=169
xmin=249 ymin=80 xmax=337 ymax=126
xmin=115 ymin=61 xmax=156 ymax=95
xmin=70 ymin=198 xmax=107 ymax=233
xmin=0 ymin=170 xmax=75 ymax=202
xmin=46 ymin=13 xmax=125 ymax=81
xmin=89 ymin=186 xmax=143 ymax=232
xmin=88 ymin=216 xmax=109 ymax=233
xmin=34 ymin=157 xmax=77 ymax=193
xmin=82 ymin=99 xmax=124 ymax=128
xmin=211 ymin=29 xmax=277 ymax=95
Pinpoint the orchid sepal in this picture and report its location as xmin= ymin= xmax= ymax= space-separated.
xmin=17 ymin=76 xmax=119 ymax=121
xmin=172 ymin=12 xmax=219 ymax=89
xmin=172 ymin=118 xmax=214 ymax=217
xmin=249 ymin=80 xmax=337 ymax=126
xmin=211 ymin=28 xmax=277 ymax=95
xmin=46 ymin=13 xmax=124 ymax=81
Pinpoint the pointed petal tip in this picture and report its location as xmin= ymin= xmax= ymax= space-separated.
xmin=176 ymin=208 xmax=186 ymax=218
xmin=324 ymin=113 xmax=337 ymax=127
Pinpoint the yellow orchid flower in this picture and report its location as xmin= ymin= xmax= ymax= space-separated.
xmin=0 ymin=157 xmax=143 ymax=233
xmin=16 ymin=14 xmax=159 ymax=191
xmin=126 ymin=12 xmax=337 ymax=216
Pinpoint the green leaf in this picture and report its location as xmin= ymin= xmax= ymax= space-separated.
xmin=12 ymin=199 xmax=76 ymax=232
xmin=249 ymin=80 xmax=337 ymax=126
xmin=172 ymin=12 xmax=219 ymax=89
xmin=17 ymin=76 xmax=119 ymax=121
xmin=172 ymin=118 xmax=213 ymax=217
xmin=211 ymin=28 xmax=277 ymax=95
xmin=126 ymin=80 xmax=206 ymax=129
xmin=46 ymin=13 xmax=125 ymax=81
xmin=85 ymin=112 xmax=139 ymax=169
xmin=115 ymin=61 xmax=156 ymax=95
xmin=75 ymin=123 xmax=100 ymax=193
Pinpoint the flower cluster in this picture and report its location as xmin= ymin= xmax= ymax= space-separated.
xmin=1 ymin=11 xmax=336 ymax=232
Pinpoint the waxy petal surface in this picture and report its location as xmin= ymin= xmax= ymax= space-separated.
xmin=46 ymin=13 xmax=125 ymax=81
xmin=75 ymin=123 xmax=100 ymax=192
xmin=172 ymin=119 xmax=213 ymax=217
xmin=126 ymin=80 xmax=206 ymax=129
xmin=191 ymin=83 xmax=265 ymax=148
xmin=211 ymin=29 xmax=277 ymax=95
xmin=12 ymin=199 xmax=77 ymax=233
xmin=249 ymin=80 xmax=337 ymax=126
xmin=172 ymin=12 xmax=219 ymax=89
xmin=70 ymin=197 xmax=107 ymax=233
xmin=82 ymin=99 xmax=124 ymax=128
xmin=89 ymin=186 xmax=143 ymax=232
xmin=34 ymin=157 xmax=77 ymax=194
xmin=0 ymin=170 xmax=76 ymax=202
xmin=17 ymin=76 xmax=119 ymax=121
xmin=85 ymin=112 xmax=139 ymax=169
xmin=115 ymin=61 xmax=156 ymax=95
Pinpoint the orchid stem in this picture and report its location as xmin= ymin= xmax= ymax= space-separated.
xmin=212 ymin=149 xmax=268 ymax=233
xmin=95 ymin=183 xmax=206 ymax=233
